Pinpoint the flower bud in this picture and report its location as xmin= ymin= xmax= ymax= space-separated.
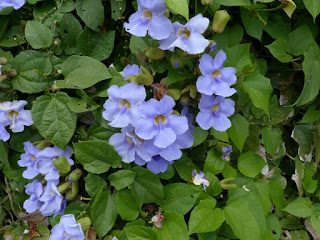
xmin=182 ymin=85 xmax=197 ymax=99
xmin=77 ymin=217 xmax=91 ymax=232
xmin=33 ymin=139 xmax=51 ymax=150
xmin=282 ymin=0 xmax=296 ymax=18
xmin=145 ymin=47 xmax=165 ymax=60
xmin=201 ymin=0 xmax=213 ymax=5
xmin=167 ymin=89 xmax=181 ymax=101
xmin=53 ymin=157 xmax=71 ymax=176
xmin=50 ymin=82 xmax=60 ymax=92
xmin=5 ymin=69 xmax=17 ymax=77
xmin=57 ymin=181 xmax=71 ymax=194
xmin=212 ymin=10 xmax=230 ymax=33
xmin=65 ymin=181 xmax=79 ymax=201
xmin=68 ymin=169 xmax=83 ymax=182
xmin=180 ymin=95 xmax=190 ymax=106
xmin=0 ymin=75 xmax=8 ymax=83
xmin=135 ymin=66 xmax=153 ymax=86
xmin=0 ymin=57 xmax=8 ymax=65
xmin=220 ymin=178 xmax=237 ymax=190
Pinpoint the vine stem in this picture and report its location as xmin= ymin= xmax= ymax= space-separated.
xmin=4 ymin=176 xmax=20 ymax=221
xmin=254 ymin=3 xmax=286 ymax=12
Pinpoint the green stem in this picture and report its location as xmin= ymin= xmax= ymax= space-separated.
xmin=255 ymin=3 xmax=286 ymax=12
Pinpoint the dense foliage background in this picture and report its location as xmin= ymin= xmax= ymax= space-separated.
xmin=1 ymin=0 xmax=320 ymax=239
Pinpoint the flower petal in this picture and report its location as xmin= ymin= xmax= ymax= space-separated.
xmin=139 ymin=98 xmax=159 ymax=118
xmin=138 ymin=0 xmax=166 ymax=15
xmin=184 ymin=33 xmax=209 ymax=55
xmin=198 ymin=94 xmax=215 ymax=111
xmin=147 ymin=156 xmax=168 ymax=174
xmin=196 ymin=111 xmax=214 ymax=130
xmin=153 ymin=126 xmax=176 ymax=148
xmin=124 ymin=11 xmax=149 ymax=37
xmin=196 ymin=75 xmax=215 ymax=95
xmin=219 ymin=99 xmax=235 ymax=117
xmin=213 ymin=50 xmax=227 ymax=69
xmin=167 ymin=114 xmax=188 ymax=135
xmin=221 ymin=67 xmax=237 ymax=86
xmin=212 ymin=114 xmax=231 ymax=132
xmin=135 ymin=119 xmax=157 ymax=140
xmin=214 ymin=80 xmax=237 ymax=97
xmin=185 ymin=14 xmax=210 ymax=33
xmin=148 ymin=15 xmax=173 ymax=40
xmin=160 ymin=144 xmax=182 ymax=161
xmin=120 ymin=83 xmax=146 ymax=105
xmin=159 ymin=95 xmax=175 ymax=115
xmin=199 ymin=54 xmax=215 ymax=75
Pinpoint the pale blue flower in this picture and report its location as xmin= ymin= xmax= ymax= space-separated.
xmin=50 ymin=214 xmax=85 ymax=240
xmin=192 ymin=169 xmax=210 ymax=191
xmin=18 ymin=141 xmax=42 ymax=179
xmin=39 ymin=181 xmax=64 ymax=216
xmin=23 ymin=180 xmax=43 ymax=213
xmin=123 ymin=64 xmax=142 ymax=79
xmin=0 ymin=124 xmax=9 ymax=142
xmin=222 ymin=145 xmax=232 ymax=161
xmin=0 ymin=0 xmax=25 ymax=11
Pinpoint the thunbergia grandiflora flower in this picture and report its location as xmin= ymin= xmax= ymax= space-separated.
xmin=160 ymin=14 xmax=210 ymax=54
xmin=49 ymin=214 xmax=85 ymax=240
xmin=0 ymin=100 xmax=33 ymax=141
xmin=222 ymin=145 xmax=233 ymax=161
xmin=0 ymin=0 xmax=25 ymax=11
xmin=192 ymin=169 xmax=210 ymax=191
xmin=124 ymin=0 xmax=172 ymax=40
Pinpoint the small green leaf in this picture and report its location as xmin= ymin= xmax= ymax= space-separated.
xmin=25 ymin=21 xmax=53 ymax=49
xmin=261 ymin=127 xmax=282 ymax=156
xmin=240 ymin=8 xmax=266 ymax=40
xmin=85 ymin=173 xmax=106 ymax=197
xmin=109 ymin=170 xmax=136 ymax=191
xmin=291 ymin=124 xmax=315 ymax=162
xmin=116 ymin=189 xmax=141 ymax=221
xmin=266 ymin=38 xmax=293 ymax=63
xmin=76 ymin=0 xmax=104 ymax=31
xmin=192 ymin=127 xmax=208 ymax=147
xmin=238 ymin=151 xmax=266 ymax=178
xmin=224 ymin=43 xmax=252 ymax=75
xmin=282 ymin=197 xmax=313 ymax=218
xmin=303 ymin=0 xmax=320 ymax=21
xmin=165 ymin=0 xmax=189 ymax=20
xmin=227 ymin=114 xmax=249 ymax=152
xmin=119 ymin=225 xmax=157 ymax=240
xmin=204 ymin=148 xmax=226 ymax=175
xmin=299 ymin=105 xmax=320 ymax=123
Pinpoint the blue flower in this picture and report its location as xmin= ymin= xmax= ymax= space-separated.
xmin=192 ymin=169 xmax=210 ymax=191
xmin=0 ymin=124 xmax=9 ymax=142
xmin=124 ymin=0 xmax=172 ymax=40
xmin=135 ymin=95 xmax=188 ymax=148
xmin=160 ymin=14 xmax=210 ymax=54
xmin=196 ymin=95 xmax=235 ymax=132
xmin=196 ymin=51 xmax=237 ymax=97
xmin=50 ymin=214 xmax=85 ymax=240
xmin=0 ymin=100 xmax=33 ymax=133
xmin=23 ymin=180 xmax=43 ymax=213
xmin=112 ymin=237 xmax=119 ymax=240
xmin=39 ymin=181 xmax=65 ymax=216
xmin=0 ymin=0 xmax=25 ymax=11
xmin=103 ymin=83 xmax=146 ymax=128
xmin=147 ymin=155 xmax=172 ymax=174
xmin=222 ymin=145 xmax=232 ymax=161
xmin=17 ymin=141 xmax=42 ymax=179
xmin=109 ymin=125 xmax=152 ymax=164
xmin=123 ymin=64 xmax=142 ymax=79
xmin=209 ymin=42 xmax=217 ymax=52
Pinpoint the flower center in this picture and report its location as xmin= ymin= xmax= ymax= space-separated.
xmin=8 ymin=110 xmax=19 ymax=120
xmin=142 ymin=9 xmax=153 ymax=23
xmin=119 ymin=99 xmax=131 ymax=110
xmin=211 ymin=104 xmax=220 ymax=113
xmin=211 ymin=70 xmax=221 ymax=80
xmin=31 ymin=155 xmax=36 ymax=161
xmin=178 ymin=28 xmax=191 ymax=40
xmin=154 ymin=115 xmax=168 ymax=126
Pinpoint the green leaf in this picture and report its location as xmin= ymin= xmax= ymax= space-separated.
xmin=204 ymin=148 xmax=226 ymax=175
xmin=282 ymin=197 xmax=313 ymax=218
xmin=261 ymin=127 xmax=282 ymax=156
xmin=310 ymin=212 xmax=320 ymax=234
xmin=240 ymin=8 xmax=266 ymax=40
xmin=31 ymin=92 xmax=77 ymax=149
xmin=269 ymin=181 xmax=287 ymax=214
xmin=213 ymin=24 xmax=243 ymax=49
xmin=130 ymin=167 xmax=163 ymax=203
xmin=303 ymin=0 xmax=320 ymax=22
xmin=295 ymin=45 xmax=320 ymax=106
xmin=85 ymin=173 xmax=106 ymax=197
xmin=189 ymin=200 xmax=225 ymax=234
xmin=288 ymin=25 xmax=316 ymax=56
xmin=214 ymin=0 xmax=251 ymax=6
xmin=238 ymin=151 xmax=266 ymax=178
xmin=119 ymin=225 xmax=157 ymax=240
xmin=192 ymin=127 xmax=208 ymax=147
xmin=239 ymin=71 xmax=272 ymax=116
xmin=77 ymin=27 xmax=115 ymax=61
xmin=266 ymin=38 xmax=293 ymax=63
xmin=227 ymin=114 xmax=249 ymax=152
xmin=110 ymin=0 xmax=126 ymax=21
xmin=224 ymin=44 xmax=252 ymax=75
xmin=11 ymin=51 xmax=53 ymax=94
xmin=91 ymin=192 xmax=118 ymax=238
xmin=0 ymin=26 xmax=26 ymax=48
xmin=56 ymin=55 xmax=111 ymax=89
xmin=109 ymin=170 xmax=136 ymax=191
xmin=74 ymin=140 xmax=121 ymax=173
xmin=25 ymin=21 xmax=53 ymax=49
xmin=299 ymin=105 xmax=320 ymax=123
xmin=264 ymin=15 xmax=291 ymax=39
xmin=153 ymin=211 xmax=188 ymax=240
xmin=291 ymin=124 xmax=315 ymax=162
xmin=165 ymin=0 xmax=189 ymax=20
xmin=76 ymin=0 xmax=104 ymax=31
xmin=161 ymin=183 xmax=201 ymax=215
xmin=116 ymin=189 xmax=141 ymax=221
xmin=174 ymin=154 xmax=199 ymax=181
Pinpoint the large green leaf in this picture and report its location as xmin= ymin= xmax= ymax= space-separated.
xmin=25 ymin=21 xmax=53 ymax=49
xmin=204 ymin=148 xmax=226 ymax=175
xmin=76 ymin=0 xmax=104 ymax=31
xmin=227 ymin=114 xmax=249 ymax=152
xmin=303 ymin=0 xmax=320 ymax=21
xmin=238 ymin=151 xmax=266 ymax=178
xmin=31 ymin=92 xmax=76 ymax=149
xmin=55 ymin=55 xmax=111 ymax=89
xmin=165 ymin=0 xmax=189 ymax=20
xmin=74 ymin=140 xmax=121 ymax=173
xmin=282 ymin=197 xmax=313 ymax=218
xmin=240 ymin=8 xmax=266 ymax=40
xmin=85 ymin=173 xmax=106 ymax=197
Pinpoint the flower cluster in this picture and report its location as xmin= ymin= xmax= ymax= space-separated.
xmin=50 ymin=214 xmax=85 ymax=240
xmin=0 ymin=100 xmax=33 ymax=142
xmin=125 ymin=0 xmax=210 ymax=55
xmin=18 ymin=141 xmax=74 ymax=216
xmin=0 ymin=0 xmax=25 ymax=11
xmin=103 ymin=77 xmax=194 ymax=174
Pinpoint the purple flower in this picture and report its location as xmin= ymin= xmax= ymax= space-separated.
xmin=109 ymin=125 xmax=152 ymax=164
xmin=23 ymin=180 xmax=43 ymax=213
xmin=103 ymin=83 xmax=146 ymax=128
xmin=0 ymin=100 xmax=33 ymax=133
xmin=209 ymin=42 xmax=217 ymax=52
xmin=17 ymin=141 xmax=41 ymax=179
xmin=35 ymin=146 xmax=74 ymax=182
xmin=192 ymin=169 xmax=210 ymax=191
xmin=196 ymin=51 xmax=237 ymax=97
xmin=112 ymin=237 xmax=119 ymax=240
xmin=123 ymin=64 xmax=142 ymax=79
xmin=196 ymin=95 xmax=235 ymax=132
xmin=135 ymin=95 xmax=188 ymax=148
xmin=0 ymin=124 xmax=9 ymax=142
xmin=124 ymin=0 xmax=172 ymax=40
xmin=221 ymin=145 xmax=232 ymax=161
xmin=39 ymin=181 xmax=64 ymax=216
xmin=159 ymin=14 xmax=210 ymax=54
xmin=147 ymin=155 xmax=172 ymax=174
xmin=50 ymin=214 xmax=85 ymax=240
xmin=0 ymin=0 xmax=25 ymax=11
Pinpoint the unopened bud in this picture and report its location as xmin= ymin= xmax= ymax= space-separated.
xmin=282 ymin=0 xmax=296 ymax=18
xmin=65 ymin=182 xmax=79 ymax=201
xmin=77 ymin=217 xmax=91 ymax=232
xmin=68 ymin=169 xmax=83 ymax=182
xmin=201 ymin=0 xmax=213 ymax=5
xmin=33 ymin=139 xmax=51 ymax=150
xmin=145 ymin=47 xmax=165 ymax=60
xmin=53 ymin=157 xmax=71 ymax=176
xmin=0 ymin=57 xmax=8 ymax=65
xmin=57 ymin=69 xmax=62 ymax=74
xmin=135 ymin=66 xmax=153 ymax=86
xmin=5 ymin=69 xmax=17 ymax=77
xmin=54 ymin=40 xmax=59 ymax=45
xmin=180 ymin=95 xmax=190 ymax=106
xmin=220 ymin=178 xmax=237 ymax=190
xmin=167 ymin=89 xmax=181 ymax=101
xmin=58 ymin=181 xmax=71 ymax=194
xmin=0 ymin=75 xmax=7 ymax=82
xmin=182 ymin=85 xmax=197 ymax=99
xmin=212 ymin=10 xmax=230 ymax=33
xmin=50 ymin=82 xmax=60 ymax=92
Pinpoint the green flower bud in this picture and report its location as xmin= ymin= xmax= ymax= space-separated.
xmin=282 ymin=0 xmax=296 ymax=18
xmin=77 ymin=217 xmax=91 ymax=232
xmin=179 ymin=95 xmax=190 ymax=106
xmin=212 ymin=10 xmax=230 ymax=33
xmin=53 ymin=157 xmax=71 ymax=176
xmin=33 ymin=139 xmax=51 ymax=150
xmin=5 ymin=69 xmax=17 ymax=78
xmin=220 ymin=178 xmax=237 ymax=190
xmin=0 ymin=75 xmax=8 ymax=83
xmin=167 ymin=89 xmax=181 ymax=101
xmin=0 ymin=57 xmax=8 ymax=65
xmin=65 ymin=182 xmax=79 ymax=201
xmin=181 ymin=85 xmax=197 ymax=99
xmin=201 ymin=0 xmax=213 ymax=5
xmin=68 ymin=169 xmax=83 ymax=182
xmin=57 ymin=181 xmax=71 ymax=194
xmin=145 ymin=47 xmax=165 ymax=60
xmin=135 ymin=66 xmax=154 ymax=86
